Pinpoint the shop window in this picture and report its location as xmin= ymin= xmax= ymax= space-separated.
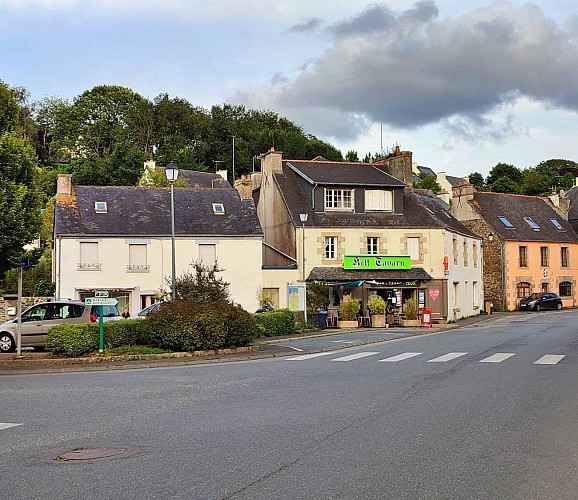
xmin=561 ymin=247 xmax=569 ymax=267
xmin=519 ymin=246 xmax=528 ymax=268
xmin=540 ymin=246 xmax=549 ymax=267
xmin=559 ymin=281 xmax=572 ymax=297
xmin=366 ymin=237 xmax=379 ymax=255
xmin=325 ymin=236 xmax=337 ymax=260
xmin=516 ymin=282 xmax=531 ymax=299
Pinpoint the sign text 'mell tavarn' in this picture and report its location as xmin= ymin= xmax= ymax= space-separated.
xmin=343 ymin=255 xmax=411 ymax=270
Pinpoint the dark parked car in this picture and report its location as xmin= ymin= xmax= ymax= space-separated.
xmin=518 ymin=292 xmax=562 ymax=311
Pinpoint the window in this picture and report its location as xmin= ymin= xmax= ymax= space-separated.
xmin=550 ymin=219 xmax=565 ymax=231
xmin=516 ymin=282 xmax=531 ymax=299
xmin=540 ymin=246 xmax=549 ymax=267
xmin=365 ymin=190 xmax=393 ymax=211
xmin=519 ymin=246 xmax=528 ymax=267
xmin=473 ymin=243 xmax=478 ymax=268
xmin=199 ymin=244 xmax=216 ymax=265
xmin=79 ymin=242 xmax=100 ymax=270
xmin=463 ymin=241 xmax=468 ymax=266
xmin=561 ymin=247 xmax=569 ymax=267
xmin=408 ymin=237 xmax=420 ymax=261
xmin=94 ymin=201 xmax=107 ymax=213
xmin=498 ymin=216 xmax=514 ymax=228
xmin=128 ymin=244 xmax=148 ymax=271
xmin=47 ymin=303 xmax=84 ymax=320
xmin=325 ymin=189 xmax=353 ymax=210
xmin=452 ymin=238 xmax=458 ymax=265
xmin=325 ymin=236 xmax=337 ymax=260
xmin=21 ymin=303 xmax=50 ymax=322
xmin=559 ymin=281 xmax=572 ymax=297
xmin=212 ymin=203 xmax=225 ymax=215
xmin=366 ymin=237 xmax=379 ymax=255
xmin=524 ymin=217 xmax=540 ymax=230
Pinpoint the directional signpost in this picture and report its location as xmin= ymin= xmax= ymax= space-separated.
xmin=84 ymin=296 xmax=119 ymax=353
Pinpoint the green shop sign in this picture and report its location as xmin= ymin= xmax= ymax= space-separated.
xmin=343 ymin=255 xmax=411 ymax=270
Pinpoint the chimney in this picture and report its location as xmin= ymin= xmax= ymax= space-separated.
xmin=377 ymin=147 xmax=413 ymax=185
xmin=216 ymin=169 xmax=228 ymax=181
xmin=261 ymin=146 xmax=283 ymax=175
xmin=450 ymin=182 xmax=477 ymax=220
xmin=234 ymin=174 xmax=253 ymax=200
xmin=56 ymin=174 xmax=73 ymax=197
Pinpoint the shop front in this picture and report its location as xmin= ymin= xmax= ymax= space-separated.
xmin=308 ymin=255 xmax=448 ymax=325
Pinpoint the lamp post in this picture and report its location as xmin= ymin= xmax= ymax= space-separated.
xmin=299 ymin=210 xmax=308 ymax=324
xmin=166 ymin=162 xmax=179 ymax=301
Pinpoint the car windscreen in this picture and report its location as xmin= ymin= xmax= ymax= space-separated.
xmin=91 ymin=305 xmax=120 ymax=317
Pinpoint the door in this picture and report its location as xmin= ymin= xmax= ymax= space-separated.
xmin=19 ymin=303 xmax=51 ymax=347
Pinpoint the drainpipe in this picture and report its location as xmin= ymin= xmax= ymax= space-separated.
xmin=57 ymin=236 xmax=62 ymax=300
xmin=500 ymin=240 xmax=506 ymax=310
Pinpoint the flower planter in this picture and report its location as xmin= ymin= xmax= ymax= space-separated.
xmin=338 ymin=320 xmax=359 ymax=329
xmin=400 ymin=319 xmax=420 ymax=327
xmin=370 ymin=314 xmax=386 ymax=328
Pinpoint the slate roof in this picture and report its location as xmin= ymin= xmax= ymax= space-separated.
xmin=308 ymin=267 xmax=432 ymax=282
xmin=471 ymin=192 xmax=577 ymax=242
xmin=285 ymin=160 xmax=406 ymax=187
xmin=155 ymin=167 xmax=230 ymax=188
xmin=416 ymin=165 xmax=436 ymax=177
xmin=273 ymin=163 xmax=477 ymax=238
xmin=55 ymin=186 xmax=263 ymax=237
xmin=564 ymin=186 xmax=578 ymax=221
xmin=446 ymin=175 xmax=466 ymax=187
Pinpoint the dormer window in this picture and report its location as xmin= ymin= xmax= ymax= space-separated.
xmin=524 ymin=217 xmax=540 ymax=230
xmin=325 ymin=188 xmax=353 ymax=211
xmin=365 ymin=190 xmax=393 ymax=212
xmin=94 ymin=202 xmax=107 ymax=213
xmin=498 ymin=216 xmax=514 ymax=228
xmin=212 ymin=203 xmax=225 ymax=215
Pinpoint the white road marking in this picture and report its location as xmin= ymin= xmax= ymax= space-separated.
xmin=479 ymin=353 xmax=516 ymax=363
xmin=286 ymin=346 xmax=304 ymax=352
xmin=378 ymin=352 xmax=422 ymax=362
xmin=331 ymin=340 xmax=354 ymax=344
xmin=534 ymin=355 xmax=566 ymax=365
xmin=427 ymin=352 xmax=468 ymax=363
xmin=286 ymin=352 xmax=337 ymax=361
xmin=0 ymin=423 xmax=22 ymax=431
xmin=331 ymin=352 xmax=380 ymax=362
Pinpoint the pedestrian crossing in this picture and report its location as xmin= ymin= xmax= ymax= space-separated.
xmin=286 ymin=351 xmax=567 ymax=365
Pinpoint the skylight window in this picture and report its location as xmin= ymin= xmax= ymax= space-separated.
xmin=94 ymin=202 xmax=107 ymax=213
xmin=550 ymin=219 xmax=565 ymax=230
xmin=498 ymin=216 xmax=514 ymax=228
xmin=523 ymin=217 xmax=540 ymax=230
xmin=212 ymin=203 xmax=225 ymax=215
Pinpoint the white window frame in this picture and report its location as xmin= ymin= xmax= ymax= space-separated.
xmin=366 ymin=237 xmax=379 ymax=255
xmin=365 ymin=190 xmax=393 ymax=212
xmin=325 ymin=188 xmax=354 ymax=211
xmin=128 ymin=244 xmax=149 ymax=272
xmin=78 ymin=242 xmax=100 ymax=270
xmin=325 ymin=236 xmax=337 ymax=260
xmin=407 ymin=237 xmax=420 ymax=261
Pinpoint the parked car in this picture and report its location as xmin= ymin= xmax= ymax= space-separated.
xmin=518 ymin=292 xmax=563 ymax=311
xmin=131 ymin=302 xmax=162 ymax=319
xmin=0 ymin=300 xmax=122 ymax=353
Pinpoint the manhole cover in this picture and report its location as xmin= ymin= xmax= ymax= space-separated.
xmin=58 ymin=447 xmax=127 ymax=461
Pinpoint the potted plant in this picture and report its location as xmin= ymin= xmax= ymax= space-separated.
xmin=367 ymin=295 xmax=387 ymax=328
xmin=401 ymin=298 xmax=420 ymax=327
xmin=338 ymin=297 xmax=360 ymax=328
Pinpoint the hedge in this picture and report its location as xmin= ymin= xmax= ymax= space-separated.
xmin=253 ymin=308 xmax=296 ymax=337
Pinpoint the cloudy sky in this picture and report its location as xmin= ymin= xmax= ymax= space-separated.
xmin=1 ymin=0 xmax=577 ymax=176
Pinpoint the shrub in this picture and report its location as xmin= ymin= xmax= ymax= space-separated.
xmin=367 ymin=295 xmax=386 ymax=315
xmin=142 ymin=300 xmax=258 ymax=351
xmin=253 ymin=308 xmax=296 ymax=337
xmin=46 ymin=324 xmax=97 ymax=357
xmin=404 ymin=298 xmax=418 ymax=320
xmin=339 ymin=297 xmax=360 ymax=321
xmin=103 ymin=319 xmax=144 ymax=347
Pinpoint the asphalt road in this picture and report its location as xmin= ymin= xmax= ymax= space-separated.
xmin=1 ymin=310 xmax=577 ymax=499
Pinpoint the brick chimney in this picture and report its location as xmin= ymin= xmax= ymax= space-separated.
xmin=56 ymin=174 xmax=73 ymax=197
xmin=377 ymin=147 xmax=413 ymax=185
xmin=450 ymin=182 xmax=478 ymax=220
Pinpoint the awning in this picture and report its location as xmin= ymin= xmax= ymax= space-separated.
xmin=307 ymin=267 xmax=432 ymax=282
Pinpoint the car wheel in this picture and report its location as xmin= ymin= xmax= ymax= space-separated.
xmin=0 ymin=333 xmax=16 ymax=353
xmin=556 ymin=303 xmax=562 ymax=310
xmin=535 ymin=304 xmax=541 ymax=311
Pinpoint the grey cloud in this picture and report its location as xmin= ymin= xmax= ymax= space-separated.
xmin=442 ymin=113 xmax=524 ymax=144
xmin=268 ymin=1 xmax=578 ymax=139
xmin=286 ymin=17 xmax=322 ymax=34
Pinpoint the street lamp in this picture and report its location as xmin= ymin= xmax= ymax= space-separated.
xmin=166 ymin=162 xmax=179 ymax=300
xmin=299 ymin=210 xmax=308 ymax=324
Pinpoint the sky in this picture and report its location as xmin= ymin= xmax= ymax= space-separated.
xmin=1 ymin=0 xmax=577 ymax=176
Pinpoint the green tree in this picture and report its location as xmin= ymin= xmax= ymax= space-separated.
xmin=486 ymin=163 xmax=522 ymax=188
xmin=169 ymin=261 xmax=231 ymax=305
xmin=467 ymin=172 xmax=485 ymax=190
xmin=0 ymin=131 xmax=42 ymax=273
xmin=345 ymin=150 xmax=359 ymax=162
xmin=31 ymin=96 xmax=69 ymax=165
xmin=0 ymin=80 xmax=20 ymax=134
xmin=414 ymin=172 xmax=441 ymax=192
xmin=490 ymin=175 xmax=521 ymax=194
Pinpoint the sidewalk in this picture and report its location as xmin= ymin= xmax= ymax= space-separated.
xmin=0 ymin=312 xmax=501 ymax=375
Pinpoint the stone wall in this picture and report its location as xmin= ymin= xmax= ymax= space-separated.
xmin=0 ymin=296 xmax=52 ymax=323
